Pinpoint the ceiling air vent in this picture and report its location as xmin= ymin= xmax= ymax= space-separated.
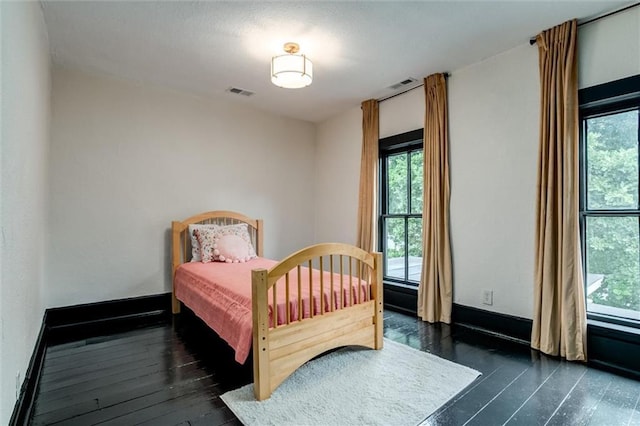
xmin=226 ymin=87 xmax=255 ymax=97
xmin=388 ymin=78 xmax=418 ymax=91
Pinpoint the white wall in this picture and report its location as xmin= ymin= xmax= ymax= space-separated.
xmin=313 ymin=106 xmax=362 ymax=244
xmin=579 ymin=6 xmax=640 ymax=88
xmin=448 ymin=45 xmax=538 ymax=317
xmin=379 ymin=87 xmax=424 ymax=138
xmin=48 ymin=67 xmax=316 ymax=308
xmin=315 ymin=6 xmax=640 ymax=320
xmin=0 ymin=1 xmax=51 ymax=423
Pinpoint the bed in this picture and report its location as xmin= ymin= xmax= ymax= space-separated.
xmin=171 ymin=210 xmax=383 ymax=400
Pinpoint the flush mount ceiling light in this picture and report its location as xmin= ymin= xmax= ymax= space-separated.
xmin=271 ymin=42 xmax=313 ymax=89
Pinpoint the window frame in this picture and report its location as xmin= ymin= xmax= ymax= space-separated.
xmin=379 ymin=128 xmax=424 ymax=287
xmin=579 ymin=74 xmax=640 ymax=329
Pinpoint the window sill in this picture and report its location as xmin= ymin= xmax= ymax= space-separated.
xmin=588 ymin=318 xmax=640 ymax=344
xmin=587 ymin=310 xmax=640 ymax=333
xmin=587 ymin=302 xmax=640 ymax=322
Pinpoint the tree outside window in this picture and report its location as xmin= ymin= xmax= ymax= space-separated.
xmin=583 ymin=106 xmax=640 ymax=320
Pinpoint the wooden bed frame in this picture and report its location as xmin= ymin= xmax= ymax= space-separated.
xmin=171 ymin=211 xmax=383 ymax=400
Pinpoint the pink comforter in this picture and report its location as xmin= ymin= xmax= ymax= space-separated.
xmin=175 ymin=258 xmax=368 ymax=364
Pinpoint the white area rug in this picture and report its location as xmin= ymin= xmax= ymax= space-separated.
xmin=221 ymin=338 xmax=481 ymax=426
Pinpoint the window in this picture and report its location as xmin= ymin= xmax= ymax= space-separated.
xmin=580 ymin=75 xmax=640 ymax=325
xmin=379 ymin=129 xmax=423 ymax=286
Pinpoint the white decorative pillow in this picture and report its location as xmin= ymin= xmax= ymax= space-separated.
xmin=188 ymin=224 xmax=219 ymax=262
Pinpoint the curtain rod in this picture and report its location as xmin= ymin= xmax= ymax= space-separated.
xmin=529 ymin=1 xmax=640 ymax=45
xmin=378 ymin=72 xmax=450 ymax=103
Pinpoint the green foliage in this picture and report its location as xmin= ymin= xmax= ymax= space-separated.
xmin=388 ymin=154 xmax=407 ymax=214
xmin=587 ymin=111 xmax=638 ymax=209
xmin=385 ymin=151 xmax=423 ymax=260
xmin=586 ymin=109 xmax=640 ymax=313
xmin=410 ymin=151 xmax=423 ymax=214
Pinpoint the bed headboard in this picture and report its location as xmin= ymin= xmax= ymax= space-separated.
xmin=171 ymin=210 xmax=263 ymax=313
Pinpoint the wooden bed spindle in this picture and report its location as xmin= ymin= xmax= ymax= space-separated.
xmin=329 ymin=255 xmax=334 ymax=312
xmin=319 ymin=256 xmax=325 ymax=315
xmin=349 ymin=259 xmax=353 ymax=307
xmin=339 ymin=255 xmax=344 ymax=309
xmin=297 ymin=265 xmax=302 ymax=322
xmin=285 ymin=272 xmax=291 ymax=325
xmin=308 ymin=260 xmax=313 ymax=318
xmin=272 ymin=283 xmax=278 ymax=328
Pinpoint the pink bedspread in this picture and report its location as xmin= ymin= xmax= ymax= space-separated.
xmin=175 ymin=258 xmax=369 ymax=364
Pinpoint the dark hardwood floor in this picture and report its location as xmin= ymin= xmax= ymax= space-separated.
xmin=31 ymin=309 xmax=640 ymax=425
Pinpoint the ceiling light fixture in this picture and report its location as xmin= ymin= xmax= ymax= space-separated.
xmin=271 ymin=42 xmax=313 ymax=89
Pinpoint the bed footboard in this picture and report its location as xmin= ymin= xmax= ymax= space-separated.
xmin=251 ymin=243 xmax=383 ymax=400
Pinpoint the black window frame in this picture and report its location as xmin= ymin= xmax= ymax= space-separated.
xmin=579 ymin=74 xmax=640 ymax=329
xmin=379 ymin=128 xmax=424 ymax=287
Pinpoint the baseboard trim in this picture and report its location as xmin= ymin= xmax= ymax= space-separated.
xmin=9 ymin=312 xmax=48 ymax=426
xmin=9 ymin=293 xmax=172 ymax=425
xmin=452 ymin=304 xmax=533 ymax=343
xmin=47 ymin=293 xmax=172 ymax=343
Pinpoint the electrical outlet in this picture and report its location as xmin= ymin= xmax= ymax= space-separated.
xmin=16 ymin=371 xmax=21 ymax=399
xmin=482 ymin=290 xmax=493 ymax=306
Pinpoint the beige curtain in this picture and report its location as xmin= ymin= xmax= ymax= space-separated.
xmin=356 ymin=99 xmax=379 ymax=252
xmin=531 ymin=19 xmax=587 ymax=361
xmin=418 ymin=74 xmax=453 ymax=324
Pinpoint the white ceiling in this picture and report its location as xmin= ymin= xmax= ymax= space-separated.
xmin=41 ymin=1 xmax=632 ymax=123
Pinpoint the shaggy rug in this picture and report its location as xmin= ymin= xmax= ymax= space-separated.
xmin=221 ymin=338 xmax=481 ymax=425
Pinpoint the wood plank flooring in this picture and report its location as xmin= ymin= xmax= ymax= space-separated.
xmin=31 ymin=309 xmax=640 ymax=425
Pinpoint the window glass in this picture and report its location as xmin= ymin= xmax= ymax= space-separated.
xmin=407 ymin=217 xmax=423 ymax=282
xmin=387 ymin=153 xmax=407 ymax=214
xmin=581 ymin=78 xmax=640 ymax=324
xmin=586 ymin=110 xmax=638 ymax=210
xmin=585 ymin=216 xmax=640 ymax=319
xmin=410 ymin=150 xmax=423 ymax=214
xmin=379 ymin=129 xmax=423 ymax=286
xmin=385 ymin=218 xmax=405 ymax=280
